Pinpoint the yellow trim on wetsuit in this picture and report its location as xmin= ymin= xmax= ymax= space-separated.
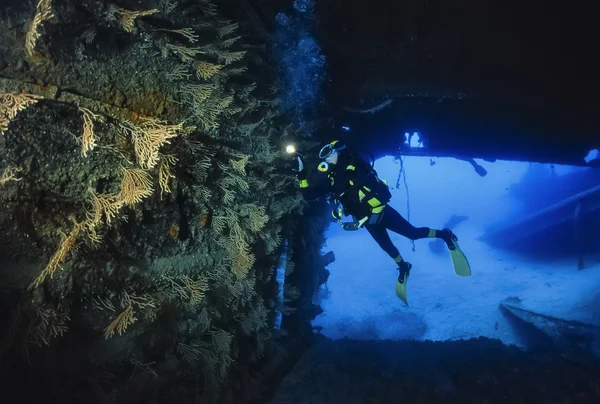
xmin=367 ymin=197 xmax=380 ymax=207
xmin=358 ymin=187 xmax=369 ymax=201
xmin=358 ymin=186 xmax=384 ymax=208
xmin=372 ymin=205 xmax=385 ymax=214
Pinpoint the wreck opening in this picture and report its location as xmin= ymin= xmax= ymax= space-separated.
xmin=313 ymin=156 xmax=600 ymax=343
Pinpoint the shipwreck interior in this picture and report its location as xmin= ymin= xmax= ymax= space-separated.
xmin=0 ymin=0 xmax=599 ymax=403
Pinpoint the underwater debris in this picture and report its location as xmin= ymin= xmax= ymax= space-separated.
xmin=500 ymin=303 xmax=600 ymax=351
xmin=584 ymin=149 xmax=599 ymax=166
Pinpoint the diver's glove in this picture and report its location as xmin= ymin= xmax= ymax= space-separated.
xmin=294 ymin=155 xmax=304 ymax=172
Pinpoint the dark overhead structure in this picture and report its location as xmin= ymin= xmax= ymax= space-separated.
xmin=239 ymin=0 xmax=600 ymax=165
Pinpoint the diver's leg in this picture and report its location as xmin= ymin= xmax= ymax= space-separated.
xmin=365 ymin=223 xmax=402 ymax=261
xmin=365 ymin=222 xmax=412 ymax=304
xmin=381 ymin=205 xmax=456 ymax=245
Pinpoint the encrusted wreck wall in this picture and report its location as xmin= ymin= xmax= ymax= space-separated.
xmin=0 ymin=0 xmax=329 ymax=402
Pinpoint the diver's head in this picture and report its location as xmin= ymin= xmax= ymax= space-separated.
xmin=319 ymin=140 xmax=347 ymax=166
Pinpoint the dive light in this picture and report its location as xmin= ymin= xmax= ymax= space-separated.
xmin=286 ymin=144 xmax=303 ymax=157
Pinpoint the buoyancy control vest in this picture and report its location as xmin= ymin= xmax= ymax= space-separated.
xmin=330 ymin=152 xmax=392 ymax=217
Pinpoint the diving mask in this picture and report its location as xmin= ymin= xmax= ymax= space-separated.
xmin=318 ymin=142 xmax=346 ymax=159
xmin=318 ymin=141 xmax=346 ymax=169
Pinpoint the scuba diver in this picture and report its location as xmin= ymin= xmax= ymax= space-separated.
xmin=294 ymin=140 xmax=471 ymax=305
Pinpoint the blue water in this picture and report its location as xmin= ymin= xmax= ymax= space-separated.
xmin=311 ymin=156 xmax=600 ymax=345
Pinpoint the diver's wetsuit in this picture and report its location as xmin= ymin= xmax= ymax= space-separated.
xmin=298 ymin=149 xmax=451 ymax=263
xmin=364 ymin=205 xmax=435 ymax=259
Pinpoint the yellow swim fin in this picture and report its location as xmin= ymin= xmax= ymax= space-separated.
xmin=448 ymin=239 xmax=471 ymax=277
xmin=395 ymin=276 xmax=409 ymax=306
xmin=394 ymin=261 xmax=412 ymax=306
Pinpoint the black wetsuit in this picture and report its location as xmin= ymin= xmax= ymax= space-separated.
xmin=364 ymin=205 xmax=433 ymax=259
